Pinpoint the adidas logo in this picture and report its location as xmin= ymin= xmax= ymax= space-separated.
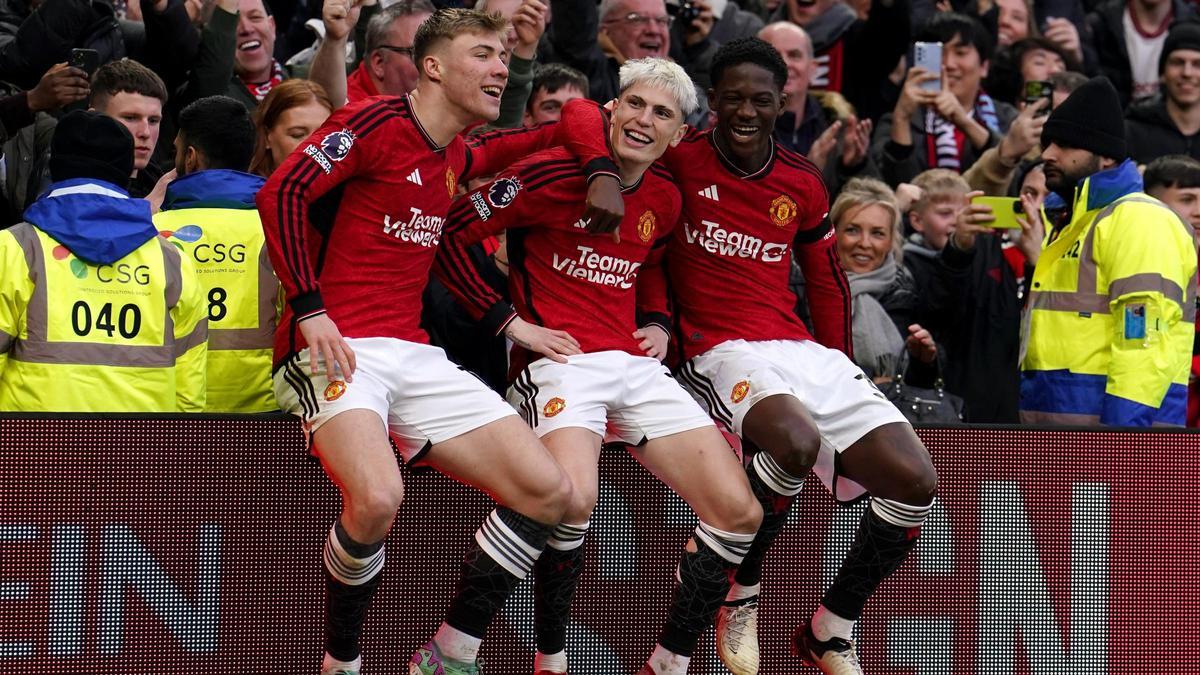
xmin=698 ymin=184 xmax=719 ymax=201
xmin=407 ymin=169 xmax=423 ymax=185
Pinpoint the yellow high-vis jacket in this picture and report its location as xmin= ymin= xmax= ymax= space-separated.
xmin=1021 ymin=159 xmax=1197 ymax=426
xmin=0 ymin=180 xmax=207 ymax=412
xmin=154 ymin=170 xmax=278 ymax=412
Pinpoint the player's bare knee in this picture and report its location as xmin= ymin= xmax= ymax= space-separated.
xmin=349 ymin=480 xmax=404 ymax=531
xmin=564 ymin=480 xmax=598 ymax=525
xmin=522 ymin=468 xmax=572 ymax=525
xmin=774 ymin=425 xmax=820 ymax=476
xmin=887 ymin=457 xmax=938 ymax=507
xmin=710 ymin=491 xmax=763 ymax=535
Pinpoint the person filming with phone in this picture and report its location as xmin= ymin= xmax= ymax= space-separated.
xmin=873 ymin=13 xmax=1017 ymax=186
xmin=1020 ymin=76 xmax=1197 ymax=426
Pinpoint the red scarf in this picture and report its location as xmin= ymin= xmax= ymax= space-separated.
xmin=244 ymin=60 xmax=285 ymax=102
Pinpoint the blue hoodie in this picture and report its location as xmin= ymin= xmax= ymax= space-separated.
xmin=161 ymin=169 xmax=265 ymax=211
xmin=23 ymin=178 xmax=158 ymax=266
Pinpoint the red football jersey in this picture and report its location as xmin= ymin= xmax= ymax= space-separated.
xmin=257 ymin=96 xmax=605 ymax=364
xmin=658 ymin=130 xmax=851 ymax=361
xmin=435 ymin=147 xmax=681 ymax=376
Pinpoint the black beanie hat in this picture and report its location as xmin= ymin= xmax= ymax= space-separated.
xmin=49 ymin=110 xmax=134 ymax=189
xmin=1041 ymin=76 xmax=1126 ymax=160
xmin=1160 ymin=20 xmax=1200 ymax=74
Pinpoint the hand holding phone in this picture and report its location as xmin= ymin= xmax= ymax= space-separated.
xmin=912 ymin=41 xmax=942 ymax=92
xmin=969 ymin=195 xmax=1023 ymax=229
xmin=69 ymin=48 xmax=100 ymax=78
xmin=1023 ymin=80 xmax=1053 ymax=116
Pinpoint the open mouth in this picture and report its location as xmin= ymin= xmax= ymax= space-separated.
xmin=851 ymin=253 xmax=874 ymax=266
xmin=623 ymin=128 xmax=653 ymax=147
xmin=730 ymin=124 xmax=760 ymax=141
xmin=638 ymin=41 xmax=662 ymax=53
xmin=481 ymin=85 xmax=502 ymax=99
xmin=238 ymin=40 xmax=261 ymax=52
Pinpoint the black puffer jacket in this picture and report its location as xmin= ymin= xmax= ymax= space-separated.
xmin=0 ymin=0 xmax=123 ymax=90
xmin=1125 ymin=94 xmax=1200 ymax=165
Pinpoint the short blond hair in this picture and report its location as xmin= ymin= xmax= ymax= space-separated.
xmin=618 ymin=57 xmax=699 ymax=117
xmin=910 ymin=168 xmax=970 ymax=213
xmin=830 ymin=177 xmax=904 ymax=264
xmin=413 ymin=8 xmax=509 ymax=65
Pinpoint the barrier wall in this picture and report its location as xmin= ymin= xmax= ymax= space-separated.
xmin=0 ymin=417 xmax=1197 ymax=674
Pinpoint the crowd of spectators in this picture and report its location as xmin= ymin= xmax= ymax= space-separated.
xmin=0 ymin=0 xmax=1196 ymax=426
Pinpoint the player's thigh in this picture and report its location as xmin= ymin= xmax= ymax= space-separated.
xmin=540 ymin=427 xmax=604 ymax=523
xmin=312 ymin=408 xmax=404 ymax=509
xmin=840 ymin=421 xmax=938 ymax=505
xmin=635 ymin=425 xmax=761 ymax=534
xmin=424 ymin=414 xmax=570 ymax=523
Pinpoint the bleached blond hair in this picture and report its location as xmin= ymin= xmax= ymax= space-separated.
xmin=617 ymin=57 xmax=699 ymax=117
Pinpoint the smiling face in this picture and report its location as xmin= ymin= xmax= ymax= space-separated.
xmin=602 ymin=0 xmax=671 ymax=60
xmin=836 ymin=203 xmax=895 ymax=274
xmin=608 ymin=81 xmax=687 ymax=169
xmin=1020 ymin=47 xmax=1065 ymax=84
xmin=943 ymin=34 xmax=987 ymax=107
xmin=1163 ymin=48 xmax=1200 ymax=108
xmin=425 ymin=29 xmax=510 ymax=122
xmin=995 ymin=0 xmax=1029 ymax=46
xmin=710 ymin=62 xmax=784 ymax=166
xmin=94 ymin=91 xmax=162 ymax=172
xmin=235 ymin=0 xmax=276 ymax=82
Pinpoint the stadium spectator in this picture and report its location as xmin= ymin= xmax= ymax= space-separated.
xmin=1085 ymin=0 xmax=1195 ymax=105
xmin=89 ymin=59 xmax=169 ymax=199
xmin=155 ymin=95 xmax=278 ymax=412
xmin=765 ymin=0 xmax=910 ymax=122
xmin=831 ymin=177 xmax=937 ymax=385
xmin=475 ymin=0 xmax=551 ymax=127
xmin=249 ymin=79 xmax=334 ymax=177
xmin=903 ymin=169 xmax=1022 ymax=422
xmin=758 ymin=21 xmax=875 ymax=192
xmin=523 ymin=62 xmax=588 ymax=125
xmin=984 ymin=36 xmax=1073 ymax=106
xmin=0 ymin=110 xmax=207 ymax=411
xmin=1021 ymin=76 xmax=1197 ymax=425
xmin=873 ymin=13 xmax=1017 ymax=187
xmin=0 ymin=0 xmax=125 ymax=91
xmin=312 ymin=0 xmax=435 ymax=107
xmin=1126 ymin=20 xmax=1200 ymax=165
xmin=691 ymin=0 xmax=766 ymax=48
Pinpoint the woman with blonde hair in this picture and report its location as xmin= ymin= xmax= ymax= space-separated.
xmin=249 ymin=79 xmax=334 ymax=177
xmin=830 ymin=177 xmax=937 ymax=385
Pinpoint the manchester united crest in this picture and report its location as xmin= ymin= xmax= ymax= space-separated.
xmin=769 ymin=195 xmax=798 ymax=228
xmin=324 ymin=380 xmax=347 ymax=402
xmin=731 ymin=380 xmax=750 ymax=403
xmin=543 ymin=397 xmax=566 ymax=417
xmin=637 ymin=210 xmax=656 ymax=243
xmin=445 ymin=167 xmax=457 ymax=198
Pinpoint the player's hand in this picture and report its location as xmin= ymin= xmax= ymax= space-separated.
xmin=27 ymin=63 xmax=89 ymax=112
xmin=298 ymin=312 xmax=356 ymax=382
xmin=511 ymin=0 xmax=548 ymax=59
xmin=1015 ymin=191 xmax=1045 ymax=266
xmin=504 ymin=316 xmax=581 ymax=364
xmin=633 ymin=324 xmax=669 ymax=361
xmin=905 ymin=324 xmax=937 ymax=364
xmin=322 ymin=0 xmax=366 ymax=41
xmin=584 ymin=174 xmax=625 ymax=243
xmin=951 ymin=190 xmax=993 ymax=251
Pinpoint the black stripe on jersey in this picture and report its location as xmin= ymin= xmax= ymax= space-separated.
xmin=519 ymin=158 xmax=581 ymax=185
xmin=525 ymin=168 xmax=585 ymax=193
xmin=439 ymin=199 xmax=502 ymax=310
xmin=279 ymin=156 xmax=321 ymax=294
xmin=648 ymin=163 xmax=673 ymax=182
xmin=777 ymin=151 xmax=830 ymax=203
xmin=357 ymin=109 xmax=402 ymax=138
xmin=463 ymin=124 xmax=554 ymax=178
xmin=825 ymin=245 xmax=853 ymax=354
xmin=506 ymin=228 xmax=546 ymax=326
xmin=794 ymin=217 xmax=832 ymax=245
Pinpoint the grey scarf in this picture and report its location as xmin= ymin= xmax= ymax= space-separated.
xmin=846 ymin=255 xmax=905 ymax=379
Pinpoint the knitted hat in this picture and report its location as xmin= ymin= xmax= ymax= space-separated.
xmin=49 ymin=110 xmax=134 ymax=189
xmin=1160 ymin=20 xmax=1200 ymax=74
xmin=1041 ymin=76 xmax=1126 ymax=160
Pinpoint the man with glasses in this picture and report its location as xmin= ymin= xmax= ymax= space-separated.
xmin=310 ymin=0 xmax=435 ymax=106
xmin=548 ymin=0 xmax=712 ymax=124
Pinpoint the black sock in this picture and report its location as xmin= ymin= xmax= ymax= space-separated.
xmin=821 ymin=499 xmax=928 ymax=621
xmin=446 ymin=507 xmax=553 ymax=638
xmin=658 ymin=522 xmax=754 ymax=657
xmin=534 ymin=521 xmax=589 ymax=654
xmin=733 ymin=451 xmax=802 ymax=589
xmin=323 ymin=520 xmax=386 ymax=662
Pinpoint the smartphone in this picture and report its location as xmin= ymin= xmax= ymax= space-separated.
xmin=69 ymin=48 xmax=100 ymax=78
xmin=1023 ymin=80 xmax=1054 ymax=116
xmin=912 ymin=41 xmax=942 ymax=92
xmin=971 ymin=195 xmax=1023 ymax=229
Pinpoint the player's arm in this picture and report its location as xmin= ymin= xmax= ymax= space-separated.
xmin=1097 ymin=209 xmax=1196 ymax=426
xmin=793 ymin=211 xmax=853 ymax=357
xmin=633 ymin=228 xmax=673 ymax=361
xmin=436 ymin=173 xmax=581 ymax=363
xmin=168 ymin=243 xmax=208 ymax=412
xmin=255 ymin=99 xmax=389 ymax=380
xmin=0 ymin=230 xmax=34 ymax=381
xmin=465 ymin=99 xmax=625 ymax=232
